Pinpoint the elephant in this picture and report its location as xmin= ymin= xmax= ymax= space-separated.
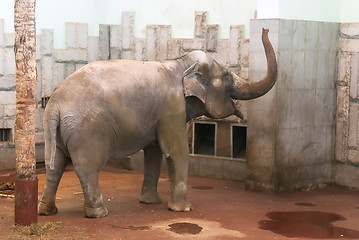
xmin=38 ymin=28 xmax=277 ymax=218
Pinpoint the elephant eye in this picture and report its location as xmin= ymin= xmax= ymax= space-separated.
xmin=224 ymin=72 xmax=231 ymax=80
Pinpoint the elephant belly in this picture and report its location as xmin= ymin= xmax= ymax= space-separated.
xmin=110 ymin=129 xmax=157 ymax=159
xmin=59 ymin=109 xmax=158 ymax=162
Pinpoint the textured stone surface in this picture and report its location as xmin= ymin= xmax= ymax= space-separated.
xmin=41 ymin=55 xmax=54 ymax=97
xmin=158 ymin=25 xmax=171 ymax=61
xmin=194 ymin=11 xmax=206 ymax=38
xmin=0 ymin=19 xmax=4 ymax=47
xmin=0 ymin=48 xmax=4 ymax=76
xmin=183 ymin=38 xmax=206 ymax=51
xmin=3 ymin=48 xmax=15 ymax=75
xmin=229 ymin=25 xmax=242 ymax=66
xmin=41 ymin=29 xmax=53 ymax=55
xmin=99 ymin=24 xmax=110 ymax=60
xmin=206 ymin=25 xmax=218 ymax=52
xmin=134 ymin=38 xmax=145 ymax=61
xmin=54 ymin=49 xmax=87 ymax=63
xmin=168 ymin=39 xmax=183 ymax=59
xmin=87 ymin=36 xmax=99 ymax=63
xmin=122 ymin=12 xmax=134 ymax=50
xmin=146 ymin=25 xmax=157 ymax=61
xmin=0 ymin=91 xmax=15 ymax=105
xmin=340 ymin=22 xmax=359 ymax=36
xmin=335 ymin=23 xmax=359 ymax=186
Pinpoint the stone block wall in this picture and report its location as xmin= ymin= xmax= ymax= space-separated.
xmin=0 ymin=11 xmax=249 ymax=171
xmin=335 ymin=23 xmax=359 ymax=189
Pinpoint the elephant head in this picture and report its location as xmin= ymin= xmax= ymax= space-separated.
xmin=182 ymin=28 xmax=277 ymax=120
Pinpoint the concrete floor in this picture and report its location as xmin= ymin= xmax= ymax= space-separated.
xmin=1 ymin=165 xmax=359 ymax=239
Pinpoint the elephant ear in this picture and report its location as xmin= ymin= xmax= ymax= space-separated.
xmin=182 ymin=62 xmax=206 ymax=103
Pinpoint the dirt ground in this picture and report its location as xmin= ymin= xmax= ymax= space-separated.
xmin=1 ymin=165 xmax=359 ymax=240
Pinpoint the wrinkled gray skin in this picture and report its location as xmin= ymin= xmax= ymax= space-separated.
xmin=38 ymin=28 xmax=277 ymax=218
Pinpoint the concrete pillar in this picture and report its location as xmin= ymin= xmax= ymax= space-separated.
xmin=206 ymin=25 xmax=218 ymax=52
xmin=146 ymin=25 xmax=157 ymax=61
xmin=194 ymin=11 xmax=206 ymax=38
xmin=246 ymin=19 xmax=339 ymax=193
xmin=99 ymin=24 xmax=110 ymax=60
xmin=229 ymin=25 xmax=242 ymax=66
xmin=122 ymin=12 xmax=134 ymax=51
xmin=110 ymin=25 xmax=121 ymax=60
xmin=158 ymin=25 xmax=171 ymax=61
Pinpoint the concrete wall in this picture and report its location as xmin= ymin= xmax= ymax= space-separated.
xmin=335 ymin=23 xmax=359 ymax=189
xmin=247 ymin=19 xmax=339 ymax=193
xmin=0 ymin=11 xmax=249 ymax=172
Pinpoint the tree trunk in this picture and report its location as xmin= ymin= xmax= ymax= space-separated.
xmin=14 ymin=0 xmax=38 ymax=226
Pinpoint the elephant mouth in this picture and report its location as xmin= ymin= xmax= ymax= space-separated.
xmin=231 ymin=99 xmax=244 ymax=119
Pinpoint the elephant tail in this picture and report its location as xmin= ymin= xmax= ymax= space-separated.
xmin=44 ymin=103 xmax=60 ymax=171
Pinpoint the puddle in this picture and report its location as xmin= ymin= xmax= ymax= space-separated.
xmin=295 ymin=202 xmax=316 ymax=207
xmin=191 ymin=186 xmax=214 ymax=190
xmin=259 ymin=211 xmax=359 ymax=238
xmin=168 ymin=222 xmax=203 ymax=235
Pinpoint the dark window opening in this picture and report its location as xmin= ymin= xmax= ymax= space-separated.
xmin=232 ymin=126 xmax=247 ymax=159
xmin=42 ymin=97 xmax=50 ymax=108
xmin=0 ymin=129 xmax=11 ymax=142
xmin=194 ymin=123 xmax=215 ymax=155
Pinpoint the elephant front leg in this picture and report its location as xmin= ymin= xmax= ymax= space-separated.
xmin=158 ymin=112 xmax=193 ymax=212
xmin=140 ymin=142 xmax=163 ymax=204
xmin=166 ymin=154 xmax=193 ymax=212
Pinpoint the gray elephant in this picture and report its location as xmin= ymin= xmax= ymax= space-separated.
xmin=38 ymin=28 xmax=277 ymax=218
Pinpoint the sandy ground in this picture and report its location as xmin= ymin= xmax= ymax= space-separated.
xmin=1 ymin=165 xmax=359 ymax=240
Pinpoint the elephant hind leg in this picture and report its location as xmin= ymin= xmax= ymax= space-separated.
xmin=78 ymin=172 xmax=108 ymax=218
xmin=139 ymin=142 xmax=162 ymax=204
xmin=38 ymin=148 xmax=69 ymax=216
xmin=70 ymin=149 xmax=108 ymax=218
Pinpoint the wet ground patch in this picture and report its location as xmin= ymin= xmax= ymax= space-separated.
xmin=168 ymin=222 xmax=203 ymax=235
xmin=259 ymin=211 xmax=359 ymax=238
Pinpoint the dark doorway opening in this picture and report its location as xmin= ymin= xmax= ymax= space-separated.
xmin=194 ymin=123 xmax=215 ymax=155
xmin=232 ymin=126 xmax=246 ymax=159
xmin=0 ymin=128 xmax=11 ymax=142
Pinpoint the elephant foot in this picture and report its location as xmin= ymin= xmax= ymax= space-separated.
xmin=84 ymin=205 xmax=108 ymax=218
xmin=139 ymin=192 xmax=162 ymax=204
xmin=38 ymin=201 xmax=58 ymax=216
xmin=168 ymin=200 xmax=193 ymax=212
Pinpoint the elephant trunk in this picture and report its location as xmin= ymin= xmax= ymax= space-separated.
xmin=231 ymin=28 xmax=277 ymax=100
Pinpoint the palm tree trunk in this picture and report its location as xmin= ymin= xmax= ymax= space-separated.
xmin=14 ymin=0 xmax=38 ymax=226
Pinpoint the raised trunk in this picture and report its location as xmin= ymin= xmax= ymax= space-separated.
xmin=14 ymin=0 xmax=38 ymax=226
xmin=231 ymin=28 xmax=277 ymax=100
